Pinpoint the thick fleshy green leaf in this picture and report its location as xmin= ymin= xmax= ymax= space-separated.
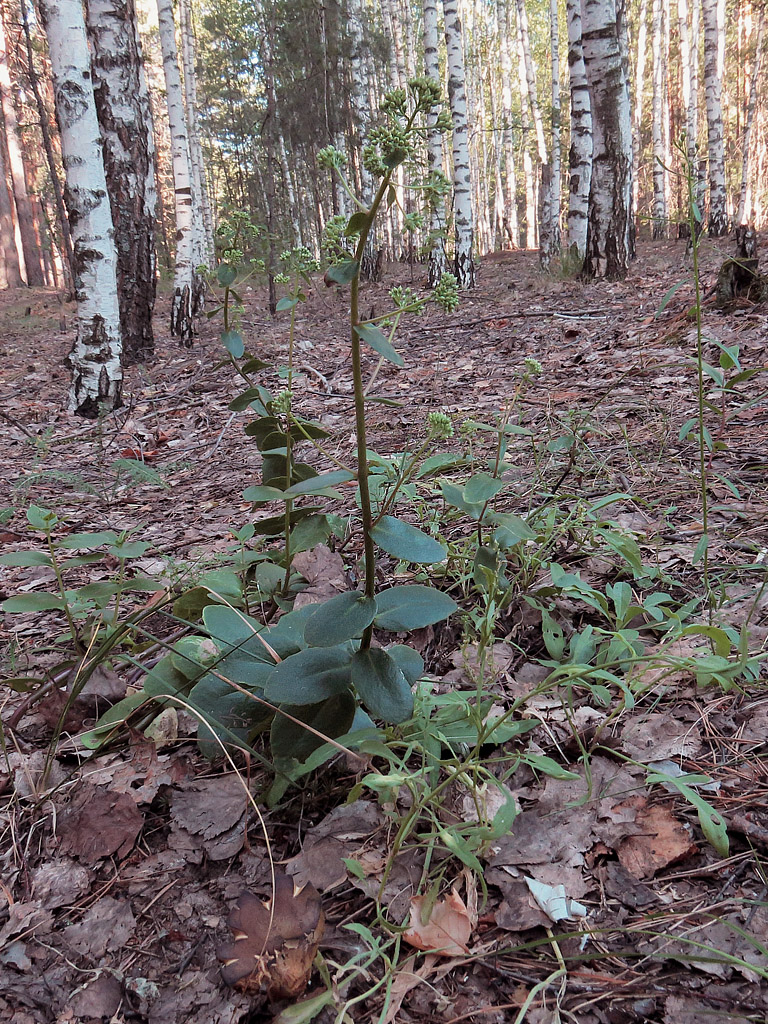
xmin=284 ymin=470 xmax=355 ymax=496
xmin=270 ymin=690 xmax=356 ymax=765
xmin=217 ymin=263 xmax=237 ymax=287
xmin=189 ymin=674 xmax=273 ymax=758
xmin=345 ymin=211 xmax=368 ymax=235
xmin=2 ymin=593 xmax=64 ymax=612
xmin=265 ymin=647 xmax=353 ymax=704
xmin=81 ymin=691 xmax=153 ymax=748
xmin=0 ymin=551 xmax=52 ymax=567
xmin=463 ymin=472 xmax=503 ymax=504
xmin=252 ymin=507 xmax=319 ymax=536
xmin=58 ymin=531 xmax=119 ymax=548
xmin=387 ymin=645 xmax=424 ymax=685
xmin=370 ymin=516 xmax=446 ymax=563
xmin=304 ymin=591 xmax=377 ymax=647
xmin=276 ymin=296 xmax=298 ymax=312
xmin=325 ymin=260 xmax=359 ymax=285
xmin=289 ymin=514 xmax=332 ymax=554
xmin=492 ymin=513 xmax=535 ymax=549
xmin=354 ymin=323 xmax=404 ymax=366
xmin=439 ymin=480 xmax=485 ymax=518
xmin=221 ymin=330 xmax=244 ymax=358
xmin=351 ymin=648 xmax=413 ymax=724
xmin=373 ymin=585 xmax=458 ymax=631
xmin=242 ymin=484 xmax=287 ymax=504
xmin=415 ymin=453 xmax=466 ymax=478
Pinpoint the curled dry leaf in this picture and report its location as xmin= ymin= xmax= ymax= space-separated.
xmin=216 ymin=873 xmax=324 ymax=1000
xmin=403 ymin=887 xmax=472 ymax=957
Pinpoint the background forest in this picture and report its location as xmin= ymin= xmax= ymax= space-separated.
xmin=2 ymin=1 xmax=768 ymax=1023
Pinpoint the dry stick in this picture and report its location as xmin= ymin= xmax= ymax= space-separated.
xmin=409 ymin=309 xmax=608 ymax=333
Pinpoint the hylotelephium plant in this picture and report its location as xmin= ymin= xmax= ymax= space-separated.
xmin=84 ymin=78 xmax=464 ymax=786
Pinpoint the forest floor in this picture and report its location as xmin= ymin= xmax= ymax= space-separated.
xmin=2 ymin=237 xmax=768 ymax=1024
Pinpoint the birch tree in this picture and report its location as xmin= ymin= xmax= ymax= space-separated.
xmin=651 ymin=0 xmax=668 ymax=237
xmin=580 ymin=0 xmax=632 ymax=279
xmin=566 ymin=0 xmax=592 ymax=267
xmin=443 ymin=0 xmax=475 ymax=287
xmin=423 ymin=0 xmax=450 ymax=284
xmin=497 ymin=0 xmax=519 ymax=247
xmin=38 ymin=0 xmax=123 ymax=416
xmin=736 ymin=6 xmax=765 ymax=226
xmin=701 ymin=0 xmax=728 ymax=235
xmin=547 ymin=0 xmax=562 ymax=264
xmin=87 ymin=0 xmax=157 ymax=366
xmin=156 ymin=0 xmax=204 ymax=342
xmin=179 ymin=0 xmax=214 ymax=262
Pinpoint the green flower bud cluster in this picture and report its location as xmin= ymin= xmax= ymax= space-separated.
xmin=362 ymin=144 xmax=387 ymax=177
xmin=403 ymin=212 xmax=424 ymax=233
xmin=222 ymin=247 xmax=243 ymax=265
xmin=427 ymin=410 xmax=454 ymax=439
xmin=460 ymin=419 xmax=479 ymax=437
xmin=273 ymin=389 xmax=292 ymax=415
xmin=322 ymin=215 xmax=353 ymax=263
xmin=317 ymin=145 xmax=347 ymax=170
xmin=523 ymin=357 xmax=543 ymax=377
xmin=380 ymin=88 xmax=407 ymax=116
xmin=369 ymin=123 xmax=413 ymax=170
xmin=389 ymin=285 xmax=426 ymax=313
xmin=433 ymin=272 xmax=460 ymax=313
xmin=408 ymin=76 xmax=443 ymax=113
xmin=279 ymin=246 xmax=320 ymax=274
xmin=274 ymin=272 xmax=290 ymax=285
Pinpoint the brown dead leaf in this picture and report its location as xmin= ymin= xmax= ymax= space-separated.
xmin=285 ymin=799 xmax=384 ymax=891
xmin=292 ymin=545 xmax=347 ymax=609
xmin=61 ymin=896 xmax=136 ymax=958
xmin=57 ymin=784 xmax=143 ymax=864
xmin=217 ymin=873 xmax=325 ymax=1000
xmin=617 ymin=799 xmax=697 ymax=879
xmin=170 ymin=773 xmax=249 ymax=861
xmin=403 ymin=887 xmax=472 ymax=957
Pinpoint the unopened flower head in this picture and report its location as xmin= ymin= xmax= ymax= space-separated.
xmin=523 ymin=357 xmax=543 ymax=377
xmin=427 ymin=410 xmax=454 ymax=439
xmin=274 ymin=389 xmax=292 ymax=415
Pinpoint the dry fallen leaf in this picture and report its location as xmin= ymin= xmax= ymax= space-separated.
xmin=403 ymin=887 xmax=472 ymax=957
xmin=217 ymin=873 xmax=324 ymax=1000
xmin=617 ymin=799 xmax=697 ymax=879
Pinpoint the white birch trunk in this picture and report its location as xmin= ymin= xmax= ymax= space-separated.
xmin=580 ymin=0 xmax=633 ymax=279
xmin=566 ymin=0 xmax=592 ymax=266
xmin=515 ymin=13 xmax=537 ymax=247
xmin=178 ymin=0 xmax=214 ymax=264
xmin=651 ymin=0 xmax=668 ymax=237
xmin=39 ymin=0 xmax=122 ymax=416
xmin=423 ymin=0 xmax=450 ymax=285
xmin=547 ymin=0 xmax=562 ymax=266
xmin=678 ymin=0 xmax=698 ymax=170
xmin=498 ymin=0 xmax=519 ymax=246
xmin=86 ymin=0 xmax=156 ymax=366
xmin=443 ymin=0 xmax=475 ymax=286
xmin=156 ymin=0 xmax=202 ymax=342
xmin=736 ymin=7 xmax=765 ymax=225
xmin=701 ymin=0 xmax=728 ymax=234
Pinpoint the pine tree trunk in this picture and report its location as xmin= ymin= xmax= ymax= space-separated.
xmin=443 ymin=0 xmax=475 ymax=287
xmin=156 ymin=0 xmax=203 ymax=343
xmin=20 ymin=1 xmax=73 ymax=292
xmin=38 ymin=0 xmax=122 ymax=416
xmin=87 ymin=0 xmax=156 ymax=366
xmin=566 ymin=0 xmax=592 ymax=267
xmin=631 ymin=0 xmax=649 ymax=230
xmin=701 ymin=0 xmax=728 ymax=235
xmin=0 ymin=90 xmax=20 ymax=287
xmin=0 ymin=8 xmax=42 ymax=286
xmin=581 ymin=0 xmax=633 ymax=280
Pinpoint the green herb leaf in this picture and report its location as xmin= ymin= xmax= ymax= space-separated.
xmin=370 ymin=515 xmax=446 ymax=563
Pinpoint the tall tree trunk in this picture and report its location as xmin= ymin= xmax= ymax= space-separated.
xmin=0 ymin=7 xmax=42 ymax=286
xmin=19 ymin=0 xmax=73 ymax=291
xmin=498 ymin=0 xmax=519 ymax=246
xmin=515 ymin=6 xmax=537 ymax=247
xmin=87 ymin=0 xmax=156 ymax=366
xmin=701 ymin=0 xmax=728 ymax=235
xmin=651 ymin=0 xmax=668 ymax=237
xmin=736 ymin=5 xmax=765 ymax=225
xmin=178 ymin=0 xmax=214 ymax=263
xmin=631 ymin=0 xmax=649 ymax=230
xmin=546 ymin=0 xmax=562 ymax=266
xmin=156 ymin=0 xmax=203 ymax=343
xmin=678 ymin=0 xmax=698 ymax=172
xmin=38 ymin=0 xmax=122 ymax=416
xmin=581 ymin=0 xmax=632 ymax=279
xmin=443 ymin=0 xmax=475 ymax=287
xmin=566 ymin=0 xmax=592 ymax=267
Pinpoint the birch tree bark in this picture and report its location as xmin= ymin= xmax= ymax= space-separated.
xmin=736 ymin=6 xmax=765 ymax=226
xmin=423 ymin=0 xmax=450 ymax=285
xmin=497 ymin=0 xmax=519 ymax=246
xmin=0 ymin=9 xmax=42 ymax=286
xmin=548 ymin=0 xmax=562 ymax=264
xmin=678 ymin=0 xmax=698 ymax=172
xmin=581 ymin=0 xmax=632 ymax=279
xmin=38 ymin=0 xmax=122 ymax=416
xmin=443 ymin=0 xmax=475 ymax=286
xmin=566 ymin=0 xmax=592 ymax=267
xmin=87 ymin=0 xmax=156 ymax=366
xmin=156 ymin=0 xmax=203 ymax=342
xmin=701 ymin=0 xmax=728 ymax=235
xmin=651 ymin=0 xmax=668 ymax=237
xmin=179 ymin=0 xmax=214 ymax=263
